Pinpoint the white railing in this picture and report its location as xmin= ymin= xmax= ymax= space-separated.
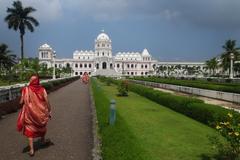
xmin=0 ymin=76 xmax=79 ymax=104
xmin=130 ymin=80 xmax=240 ymax=104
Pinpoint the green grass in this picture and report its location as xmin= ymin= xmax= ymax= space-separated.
xmin=92 ymin=78 xmax=224 ymax=160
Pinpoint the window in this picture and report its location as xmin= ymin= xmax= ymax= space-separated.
xmin=135 ymin=64 xmax=137 ymax=68
xmin=127 ymin=64 xmax=130 ymax=68
xmin=110 ymin=63 xmax=113 ymax=69
xmin=117 ymin=64 xmax=120 ymax=68
xmin=80 ymin=72 xmax=82 ymax=75
xmin=96 ymin=63 xmax=99 ymax=69
xmin=80 ymin=64 xmax=82 ymax=68
xmin=131 ymin=72 xmax=134 ymax=75
xmin=75 ymin=64 xmax=78 ymax=68
xmin=89 ymin=64 xmax=92 ymax=68
xmin=55 ymin=64 xmax=57 ymax=68
xmin=102 ymin=52 xmax=104 ymax=56
xmin=145 ymin=72 xmax=148 ymax=75
xmin=75 ymin=72 xmax=78 ymax=75
xmin=97 ymin=44 xmax=100 ymax=47
xmin=135 ymin=72 xmax=137 ymax=75
xmin=141 ymin=65 xmax=143 ymax=68
xmin=102 ymin=44 xmax=105 ymax=47
xmin=97 ymin=52 xmax=99 ymax=56
xmin=84 ymin=64 xmax=87 ymax=68
xmin=89 ymin=72 xmax=91 ymax=75
xmin=127 ymin=72 xmax=129 ymax=75
xmin=141 ymin=72 xmax=143 ymax=75
xmin=145 ymin=65 xmax=147 ymax=69
xmin=131 ymin=64 xmax=134 ymax=68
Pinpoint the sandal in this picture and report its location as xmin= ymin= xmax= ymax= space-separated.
xmin=28 ymin=150 xmax=34 ymax=157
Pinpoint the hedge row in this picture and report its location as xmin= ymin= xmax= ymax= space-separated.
xmin=0 ymin=76 xmax=79 ymax=117
xmin=131 ymin=76 xmax=240 ymax=94
xmin=41 ymin=76 xmax=79 ymax=92
xmin=97 ymin=76 xmax=239 ymax=127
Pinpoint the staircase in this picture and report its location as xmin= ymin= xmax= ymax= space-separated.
xmin=92 ymin=69 xmax=121 ymax=77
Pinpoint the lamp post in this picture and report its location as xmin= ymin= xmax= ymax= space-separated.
xmin=53 ymin=51 xmax=56 ymax=79
xmin=230 ymin=53 xmax=234 ymax=79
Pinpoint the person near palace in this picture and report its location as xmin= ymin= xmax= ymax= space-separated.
xmin=17 ymin=74 xmax=52 ymax=156
xmin=81 ymin=72 xmax=89 ymax=84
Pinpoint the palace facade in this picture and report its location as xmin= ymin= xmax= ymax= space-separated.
xmin=38 ymin=31 xmax=157 ymax=76
xmin=38 ymin=31 xmax=207 ymax=77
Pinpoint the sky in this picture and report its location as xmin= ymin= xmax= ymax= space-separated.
xmin=0 ymin=0 xmax=240 ymax=61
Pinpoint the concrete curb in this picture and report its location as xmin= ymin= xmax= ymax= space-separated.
xmin=89 ymin=83 xmax=102 ymax=160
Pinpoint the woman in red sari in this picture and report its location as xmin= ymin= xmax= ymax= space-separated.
xmin=17 ymin=75 xmax=51 ymax=156
xmin=81 ymin=72 xmax=89 ymax=84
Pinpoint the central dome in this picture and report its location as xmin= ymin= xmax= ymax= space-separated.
xmin=96 ymin=32 xmax=110 ymax=41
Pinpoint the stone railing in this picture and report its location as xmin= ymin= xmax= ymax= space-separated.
xmin=0 ymin=76 xmax=78 ymax=104
xmin=130 ymin=80 xmax=240 ymax=104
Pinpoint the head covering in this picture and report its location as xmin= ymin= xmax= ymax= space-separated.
xmin=28 ymin=75 xmax=44 ymax=93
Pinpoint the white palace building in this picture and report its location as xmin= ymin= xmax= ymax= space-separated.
xmin=38 ymin=31 xmax=206 ymax=77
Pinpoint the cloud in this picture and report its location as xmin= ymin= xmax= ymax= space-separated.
xmin=1 ymin=0 xmax=240 ymax=29
xmin=59 ymin=0 xmax=240 ymax=29
xmin=0 ymin=0 xmax=62 ymax=22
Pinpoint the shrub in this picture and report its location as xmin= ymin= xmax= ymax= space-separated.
xmin=117 ymin=80 xmax=128 ymax=96
xmin=210 ymin=112 xmax=240 ymax=159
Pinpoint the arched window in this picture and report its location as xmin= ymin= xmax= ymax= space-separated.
xmin=89 ymin=64 xmax=92 ymax=68
xmin=84 ymin=64 xmax=87 ymax=68
xmin=80 ymin=64 xmax=82 ymax=68
xmin=66 ymin=63 xmax=70 ymax=68
xmin=117 ymin=64 xmax=120 ymax=68
xmin=96 ymin=63 xmax=99 ymax=69
xmin=102 ymin=62 xmax=107 ymax=69
xmin=145 ymin=65 xmax=148 ymax=68
xmin=131 ymin=64 xmax=134 ymax=68
xmin=102 ymin=52 xmax=104 ymax=56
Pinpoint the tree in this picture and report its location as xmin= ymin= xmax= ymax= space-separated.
xmin=221 ymin=39 xmax=240 ymax=73
xmin=0 ymin=43 xmax=16 ymax=74
xmin=206 ymin=57 xmax=218 ymax=75
xmin=5 ymin=1 xmax=39 ymax=60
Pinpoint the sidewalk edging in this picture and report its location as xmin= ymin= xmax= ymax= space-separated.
xmin=89 ymin=83 xmax=102 ymax=160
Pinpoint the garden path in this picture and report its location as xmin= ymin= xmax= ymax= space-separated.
xmin=0 ymin=80 xmax=93 ymax=160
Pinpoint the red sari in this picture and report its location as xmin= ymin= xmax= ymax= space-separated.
xmin=82 ymin=73 xmax=89 ymax=84
xmin=17 ymin=76 xmax=51 ymax=138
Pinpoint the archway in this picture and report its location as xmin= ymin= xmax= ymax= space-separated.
xmin=102 ymin=62 xmax=107 ymax=69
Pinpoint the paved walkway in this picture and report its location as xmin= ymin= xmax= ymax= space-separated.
xmin=0 ymin=80 xmax=93 ymax=160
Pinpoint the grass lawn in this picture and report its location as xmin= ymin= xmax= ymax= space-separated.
xmin=92 ymin=79 xmax=223 ymax=160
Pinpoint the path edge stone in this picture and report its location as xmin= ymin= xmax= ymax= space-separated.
xmin=89 ymin=84 xmax=102 ymax=160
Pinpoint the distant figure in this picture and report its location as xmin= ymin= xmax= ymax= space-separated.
xmin=17 ymin=75 xmax=51 ymax=156
xmin=81 ymin=72 xmax=89 ymax=84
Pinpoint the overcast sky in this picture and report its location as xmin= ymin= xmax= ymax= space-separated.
xmin=0 ymin=0 xmax=240 ymax=61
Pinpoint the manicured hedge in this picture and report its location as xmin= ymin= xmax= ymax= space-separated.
xmin=131 ymin=76 xmax=240 ymax=94
xmin=97 ymin=76 xmax=239 ymax=127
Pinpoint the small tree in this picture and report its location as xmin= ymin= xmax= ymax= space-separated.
xmin=117 ymin=80 xmax=128 ymax=96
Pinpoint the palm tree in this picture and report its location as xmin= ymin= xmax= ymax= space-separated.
xmin=206 ymin=57 xmax=218 ymax=75
xmin=5 ymin=1 xmax=39 ymax=60
xmin=0 ymin=43 xmax=16 ymax=74
xmin=221 ymin=39 xmax=240 ymax=73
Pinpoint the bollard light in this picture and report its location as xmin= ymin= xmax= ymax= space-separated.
xmin=109 ymin=99 xmax=116 ymax=125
